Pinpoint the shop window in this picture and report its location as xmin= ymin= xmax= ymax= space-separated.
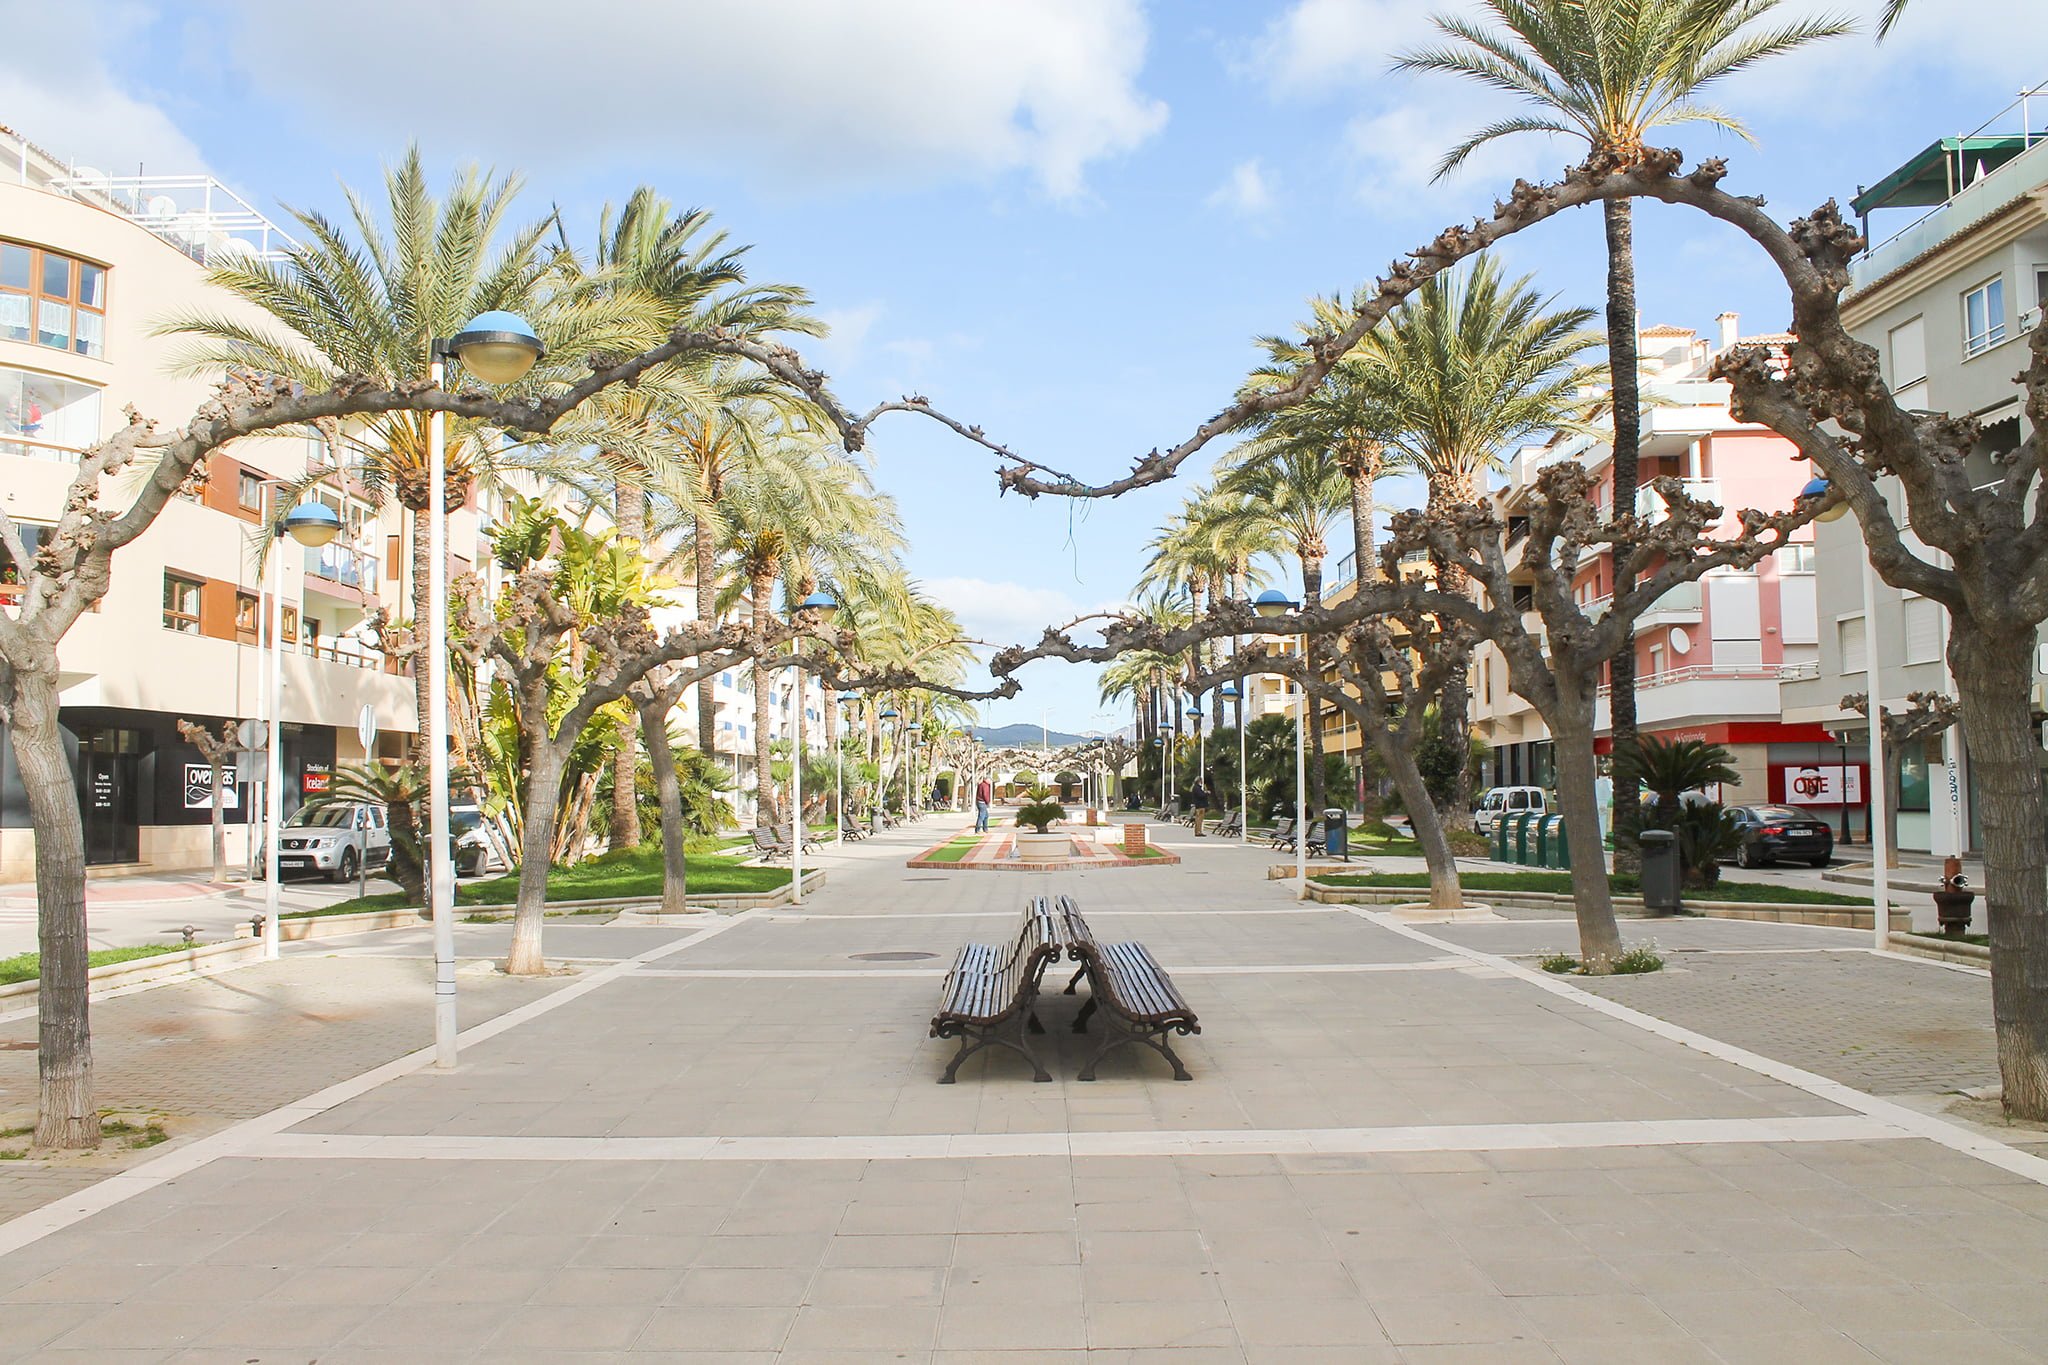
xmin=1 ymin=367 xmax=101 ymax=461
xmin=1898 ymin=736 xmax=1934 ymax=812
xmin=163 ymin=574 xmax=202 ymax=633
xmin=0 ymin=241 xmax=107 ymax=358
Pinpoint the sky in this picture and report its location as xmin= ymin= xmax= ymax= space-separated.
xmin=4 ymin=0 xmax=2038 ymax=732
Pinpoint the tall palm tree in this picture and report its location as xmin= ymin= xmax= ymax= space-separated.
xmin=1215 ymin=445 xmax=1352 ymax=814
xmin=161 ymin=148 xmax=635 ymax=750
xmin=1397 ymin=0 xmax=1850 ymax=856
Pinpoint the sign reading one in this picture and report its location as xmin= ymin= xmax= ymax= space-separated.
xmin=1769 ymin=764 xmax=1865 ymax=806
xmin=183 ymin=763 xmax=240 ymax=811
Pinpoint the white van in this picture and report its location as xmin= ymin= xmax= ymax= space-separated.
xmin=1473 ymin=786 xmax=1547 ymax=836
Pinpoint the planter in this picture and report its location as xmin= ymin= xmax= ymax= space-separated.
xmin=1015 ymin=830 xmax=1072 ymax=860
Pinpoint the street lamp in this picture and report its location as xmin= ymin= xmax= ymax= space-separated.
xmin=1253 ymin=590 xmax=1307 ymax=897
xmin=258 ymin=498 xmax=344 ymax=963
xmin=1221 ymin=682 xmax=1246 ymax=843
xmin=426 ymin=310 xmax=543 ymax=1067
xmin=835 ymin=691 xmax=857 ymax=844
xmin=787 ymin=591 xmax=838 ymax=905
xmin=906 ymin=720 xmax=924 ymax=820
xmin=878 ymin=708 xmax=900 ymax=832
xmin=1802 ymin=475 xmax=1890 ymax=950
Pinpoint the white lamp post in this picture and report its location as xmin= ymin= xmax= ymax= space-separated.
xmin=878 ymin=707 xmax=899 ymax=831
xmin=788 ymin=593 xmax=838 ymax=905
xmin=1222 ymin=682 xmax=1246 ymax=842
xmin=835 ymin=691 xmax=857 ymax=844
xmin=259 ymin=497 xmax=344 ymax=961
xmin=906 ymin=720 xmax=924 ymax=821
xmin=1804 ymin=476 xmax=1890 ymax=950
xmin=427 ymin=311 xmax=543 ymax=1066
xmin=1255 ymin=589 xmax=1305 ymax=895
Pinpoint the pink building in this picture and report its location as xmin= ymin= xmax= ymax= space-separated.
xmin=1471 ymin=316 xmax=1842 ymax=810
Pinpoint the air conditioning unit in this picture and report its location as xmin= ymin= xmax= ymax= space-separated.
xmin=2021 ymin=307 xmax=2043 ymax=335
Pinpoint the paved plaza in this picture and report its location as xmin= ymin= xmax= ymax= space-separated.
xmin=1 ymin=820 xmax=2045 ymax=1361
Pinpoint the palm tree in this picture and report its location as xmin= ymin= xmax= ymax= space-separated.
xmin=1877 ymin=0 xmax=1908 ymax=37
xmin=1397 ymin=0 xmax=1851 ymax=856
xmin=160 ymin=148 xmax=633 ymax=751
xmin=1215 ymin=446 xmax=1352 ymax=813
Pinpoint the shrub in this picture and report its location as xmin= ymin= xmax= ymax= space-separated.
xmin=1538 ymin=953 xmax=1579 ymax=974
xmin=1446 ymin=829 xmax=1490 ymax=857
xmin=1611 ymin=944 xmax=1665 ymax=974
xmin=1014 ymin=800 xmax=1068 ymax=833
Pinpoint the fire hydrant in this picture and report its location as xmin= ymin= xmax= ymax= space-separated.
xmin=1932 ymin=855 xmax=1975 ymax=939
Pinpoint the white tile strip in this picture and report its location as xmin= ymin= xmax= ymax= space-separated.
xmin=240 ymin=1114 xmax=1909 ymax=1164
xmin=0 ymin=908 xmax=765 ymax=1259
xmin=1346 ymin=906 xmax=2048 ymax=1188
xmin=764 ymin=907 xmax=1348 ymax=921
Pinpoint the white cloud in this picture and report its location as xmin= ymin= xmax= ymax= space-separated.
xmin=0 ymin=1 xmax=211 ymax=177
xmin=1207 ymin=158 xmax=1276 ymax=217
xmin=923 ymin=576 xmax=1122 ymax=650
xmin=195 ymin=0 xmax=1166 ymax=200
xmin=1247 ymin=0 xmax=1440 ymax=97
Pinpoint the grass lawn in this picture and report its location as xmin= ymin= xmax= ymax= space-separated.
xmin=0 ymin=943 xmax=189 ymax=987
xmin=923 ymin=835 xmax=985 ymax=864
xmin=1902 ymin=930 xmax=1990 ymax=946
xmin=1312 ymin=869 xmax=1869 ymax=906
xmin=301 ymin=845 xmax=791 ymax=917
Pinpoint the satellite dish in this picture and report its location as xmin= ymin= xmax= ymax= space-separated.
xmin=71 ymin=166 xmax=110 ymax=192
xmin=1669 ymin=627 xmax=1692 ymax=655
xmin=144 ymin=194 xmax=178 ymax=219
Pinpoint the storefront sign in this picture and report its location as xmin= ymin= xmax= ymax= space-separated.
xmin=301 ymin=766 xmax=332 ymax=796
xmin=183 ymin=763 xmax=239 ymax=811
xmin=1769 ymin=764 xmax=1864 ymax=806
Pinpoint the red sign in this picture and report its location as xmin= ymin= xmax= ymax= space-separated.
xmin=301 ymin=767 xmax=332 ymax=795
xmin=1768 ymin=764 xmax=1864 ymax=806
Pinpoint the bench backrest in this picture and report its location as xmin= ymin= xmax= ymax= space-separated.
xmin=1056 ymin=893 xmax=1194 ymax=1028
xmin=752 ymin=826 xmax=782 ymax=851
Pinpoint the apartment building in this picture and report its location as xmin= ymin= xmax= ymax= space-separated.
xmin=0 ymin=128 xmax=432 ymax=879
xmin=1467 ymin=316 xmax=1830 ymax=820
xmin=1779 ymin=86 xmax=2048 ymax=855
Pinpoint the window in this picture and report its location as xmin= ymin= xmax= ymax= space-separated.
xmin=234 ymin=591 xmax=259 ymax=636
xmin=1648 ymin=643 xmax=1665 ymax=678
xmin=1 ymin=367 xmax=101 ymax=460
xmin=0 ymin=241 xmax=107 ymax=358
xmin=1839 ymin=615 xmax=1866 ymax=674
xmin=1776 ymin=544 xmax=1817 ymax=574
xmin=163 ymin=574 xmax=202 ymax=633
xmin=2037 ymin=267 xmax=2048 ymax=308
xmin=0 ymin=522 xmax=50 ymax=603
xmin=1886 ymin=317 xmax=1926 ymax=386
xmin=238 ymin=471 xmax=263 ymax=511
xmin=281 ymin=606 xmax=298 ymax=646
xmin=1904 ymin=596 xmax=1943 ymax=665
xmin=1964 ymin=277 xmax=2005 ymax=358
xmin=1897 ymin=736 xmax=1934 ymax=813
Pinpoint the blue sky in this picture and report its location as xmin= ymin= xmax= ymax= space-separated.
xmin=4 ymin=0 xmax=2037 ymax=731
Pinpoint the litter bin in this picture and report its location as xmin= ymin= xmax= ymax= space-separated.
xmin=1533 ymin=816 xmax=1552 ymax=867
xmin=1546 ymin=814 xmax=1571 ymax=870
xmin=1513 ymin=812 xmax=1536 ymax=866
xmin=1639 ymin=829 xmax=1681 ymax=914
xmin=1493 ymin=814 xmax=1512 ymax=863
xmin=1323 ymin=808 xmax=1348 ymax=861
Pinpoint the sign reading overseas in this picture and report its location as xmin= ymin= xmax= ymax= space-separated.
xmin=184 ymin=763 xmax=240 ymax=811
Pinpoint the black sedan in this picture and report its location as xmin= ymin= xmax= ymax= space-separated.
xmin=1727 ymin=805 xmax=1835 ymax=868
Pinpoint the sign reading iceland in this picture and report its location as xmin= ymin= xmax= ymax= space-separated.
xmin=1769 ymin=764 xmax=1864 ymax=806
xmin=183 ymin=763 xmax=239 ymax=810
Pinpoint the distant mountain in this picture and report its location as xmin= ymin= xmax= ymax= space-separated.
xmin=972 ymin=723 xmax=1101 ymax=749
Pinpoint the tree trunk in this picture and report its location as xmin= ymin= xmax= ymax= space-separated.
xmin=750 ymin=574 xmax=776 ymax=829
xmin=640 ymin=697 xmax=690 ymax=915
xmin=1349 ymin=462 xmax=1377 ymax=584
xmin=1547 ymin=687 xmax=1625 ymax=970
xmin=607 ymin=482 xmax=645 ymax=852
xmin=7 ymin=665 xmax=100 ymax=1149
xmin=1302 ymin=557 xmax=1329 ymax=815
xmin=1604 ymin=196 xmax=1644 ymax=875
xmin=505 ymin=739 xmax=566 ymax=976
xmin=1949 ymin=625 xmax=2048 ymax=1120
xmin=1379 ymin=723 xmax=1462 ymax=910
xmin=209 ymin=757 xmax=227 ymax=883
xmin=694 ymin=515 xmax=718 ymax=758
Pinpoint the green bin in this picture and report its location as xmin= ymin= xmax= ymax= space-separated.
xmin=1513 ymin=812 xmax=1536 ymax=865
xmin=1533 ymin=815 xmax=1552 ymax=867
xmin=1547 ymin=814 xmax=1572 ymax=870
xmin=1493 ymin=813 xmax=1512 ymax=862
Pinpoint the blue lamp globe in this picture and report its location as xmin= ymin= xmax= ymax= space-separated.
xmin=281 ymin=501 xmax=343 ymax=548
xmin=1799 ymin=474 xmax=1850 ymax=523
xmin=449 ymin=310 xmax=544 ymax=384
xmin=880 ymin=708 xmax=900 ymax=720
xmin=796 ymin=590 xmax=839 ymax=620
xmin=1254 ymin=588 xmax=1298 ymax=619
xmin=1220 ymin=683 xmax=1241 ymax=699
xmin=836 ymin=691 xmax=858 ymax=703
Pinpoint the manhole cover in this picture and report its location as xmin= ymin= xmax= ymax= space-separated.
xmin=851 ymin=951 xmax=940 ymax=962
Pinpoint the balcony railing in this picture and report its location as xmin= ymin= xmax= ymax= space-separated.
xmin=1584 ymin=579 xmax=1704 ymax=622
xmin=304 ymin=543 xmax=379 ymax=590
xmin=0 ymin=435 xmax=84 ymax=464
xmin=1596 ymin=662 xmax=1812 ymax=698
xmin=1635 ymin=479 xmax=1723 ymax=520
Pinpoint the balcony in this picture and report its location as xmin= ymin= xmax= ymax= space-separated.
xmin=1584 ymin=580 xmax=1703 ymax=628
xmin=1635 ymin=479 xmax=1723 ymax=521
xmin=304 ymin=543 xmax=379 ymax=594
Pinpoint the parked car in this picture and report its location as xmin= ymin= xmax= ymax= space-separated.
xmin=451 ymin=803 xmax=508 ymax=878
xmin=1726 ymin=804 xmax=1835 ymax=868
xmin=1473 ymin=786 xmax=1547 ymax=836
xmin=259 ymin=802 xmax=392 ymax=882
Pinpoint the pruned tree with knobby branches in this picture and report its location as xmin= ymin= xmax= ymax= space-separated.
xmin=174 ymin=718 xmax=250 ymax=885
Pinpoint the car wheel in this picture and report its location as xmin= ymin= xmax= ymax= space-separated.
xmin=1736 ymin=843 xmax=1755 ymax=869
xmin=332 ymin=848 xmax=358 ymax=883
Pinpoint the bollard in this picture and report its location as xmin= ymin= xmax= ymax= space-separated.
xmin=1933 ymin=855 xmax=1975 ymax=938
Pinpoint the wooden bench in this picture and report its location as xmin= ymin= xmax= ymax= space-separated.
xmin=1057 ymin=895 xmax=1200 ymax=1082
xmin=929 ymin=897 xmax=1067 ymax=1083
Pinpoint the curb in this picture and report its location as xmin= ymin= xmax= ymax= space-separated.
xmin=0 ymin=938 xmax=263 ymax=1010
xmin=1887 ymin=931 xmax=1992 ymax=968
xmin=1305 ymin=881 xmax=1910 ymax=932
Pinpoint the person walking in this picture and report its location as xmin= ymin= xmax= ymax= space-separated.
xmin=1189 ymin=773 xmax=1211 ymax=837
xmin=974 ymin=776 xmax=993 ymax=833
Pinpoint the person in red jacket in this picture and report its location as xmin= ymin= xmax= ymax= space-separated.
xmin=974 ymin=777 xmax=993 ymax=832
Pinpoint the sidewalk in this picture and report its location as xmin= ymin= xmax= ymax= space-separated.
xmin=0 ymin=819 xmax=2043 ymax=1360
